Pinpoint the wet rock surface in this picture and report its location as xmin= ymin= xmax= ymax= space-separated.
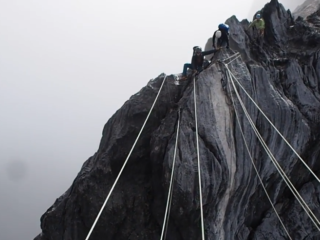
xmin=35 ymin=0 xmax=320 ymax=239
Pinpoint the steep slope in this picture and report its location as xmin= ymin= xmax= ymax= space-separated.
xmin=293 ymin=0 xmax=320 ymax=19
xmin=35 ymin=0 xmax=320 ymax=239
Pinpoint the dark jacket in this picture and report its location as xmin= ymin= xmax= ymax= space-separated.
xmin=191 ymin=50 xmax=216 ymax=69
xmin=212 ymin=29 xmax=229 ymax=48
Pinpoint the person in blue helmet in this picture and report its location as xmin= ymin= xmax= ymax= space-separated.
xmin=248 ymin=13 xmax=265 ymax=37
xmin=212 ymin=23 xmax=230 ymax=50
xmin=180 ymin=46 xmax=216 ymax=80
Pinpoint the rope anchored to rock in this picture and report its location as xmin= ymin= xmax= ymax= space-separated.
xmin=223 ymin=59 xmax=320 ymax=232
xmin=193 ymin=75 xmax=206 ymax=240
xmin=85 ymin=75 xmax=168 ymax=240
xmin=160 ymin=108 xmax=181 ymax=240
xmin=226 ymin=68 xmax=292 ymax=239
xmin=224 ymin=59 xmax=320 ymax=185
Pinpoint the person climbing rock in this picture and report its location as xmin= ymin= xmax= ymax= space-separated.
xmin=212 ymin=23 xmax=230 ymax=50
xmin=180 ymin=46 xmax=216 ymax=80
xmin=248 ymin=13 xmax=265 ymax=42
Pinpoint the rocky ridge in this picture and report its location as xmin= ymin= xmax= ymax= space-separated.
xmin=293 ymin=0 xmax=320 ymax=19
xmin=35 ymin=0 xmax=320 ymax=239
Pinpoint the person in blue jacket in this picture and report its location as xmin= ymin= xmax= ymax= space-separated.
xmin=212 ymin=23 xmax=230 ymax=50
xmin=180 ymin=46 xmax=216 ymax=80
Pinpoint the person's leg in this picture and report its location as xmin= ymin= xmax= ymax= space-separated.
xmin=257 ymin=29 xmax=263 ymax=46
xmin=182 ymin=63 xmax=193 ymax=76
xmin=260 ymin=29 xmax=264 ymax=36
xmin=254 ymin=28 xmax=260 ymax=44
xmin=203 ymin=59 xmax=209 ymax=69
xmin=196 ymin=66 xmax=202 ymax=72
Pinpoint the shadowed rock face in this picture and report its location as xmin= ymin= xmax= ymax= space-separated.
xmin=35 ymin=0 xmax=320 ymax=239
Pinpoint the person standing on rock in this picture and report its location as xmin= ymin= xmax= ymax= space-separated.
xmin=212 ymin=23 xmax=230 ymax=50
xmin=180 ymin=46 xmax=216 ymax=80
xmin=248 ymin=13 xmax=265 ymax=42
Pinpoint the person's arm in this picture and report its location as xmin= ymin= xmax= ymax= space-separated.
xmin=214 ymin=31 xmax=220 ymax=49
xmin=212 ymin=34 xmax=215 ymax=47
xmin=226 ymin=33 xmax=229 ymax=48
xmin=258 ymin=19 xmax=265 ymax=35
xmin=202 ymin=49 xmax=216 ymax=55
xmin=191 ymin=56 xmax=196 ymax=69
xmin=261 ymin=19 xmax=265 ymax=30
xmin=248 ymin=20 xmax=255 ymax=29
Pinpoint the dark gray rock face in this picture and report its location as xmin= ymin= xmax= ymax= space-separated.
xmin=35 ymin=0 xmax=320 ymax=239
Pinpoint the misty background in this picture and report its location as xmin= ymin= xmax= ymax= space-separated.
xmin=0 ymin=0 xmax=302 ymax=239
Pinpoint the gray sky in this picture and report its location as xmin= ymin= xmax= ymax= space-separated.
xmin=0 ymin=0 xmax=302 ymax=239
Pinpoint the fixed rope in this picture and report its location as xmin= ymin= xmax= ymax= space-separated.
xmin=225 ymin=54 xmax=240 ymax=65
xmin=225 ymin=65 xmax=320 ymax=231
xmin=160 ymin=109 xmax=181 ymax=240
xmin=225 ymin=63 xmax=320 ymax=185
xmin=85 ymin=75 xmax=168 ymax=240
xmin=193 ymin=76 xmax=205 ymax=240
xmin=226 ymin=69 xmax=292 ymax=239
xmin=163 ymin=181 xmax=174 ymax=240
xmin=207 ymin=52 xmax=239 ymax=70
xmin=221 ymin=52 xmax=240 ymax=65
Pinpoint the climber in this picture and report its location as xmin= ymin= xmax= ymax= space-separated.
xmin=180 ymin=46 xmax=216 ymax=80
xmin=248 ymin=13 xmax=265 ymax=41
xmin=212 ymin=23 xmax=230 ymax=50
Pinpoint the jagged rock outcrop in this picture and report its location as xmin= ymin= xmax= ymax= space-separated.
xmin=35 ymin=0 xmax=320 ymax=239
xmin=293 ymin=0 xmax=320 ymax=19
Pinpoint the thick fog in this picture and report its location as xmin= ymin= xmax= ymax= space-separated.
xmin=0 ymin=0 xmax=302 ymax=239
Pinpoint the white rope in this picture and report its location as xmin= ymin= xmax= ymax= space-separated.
xmin=225 ymin=54 xmax=241 ymax=65
xmin=225 ymin=65 xmax=320 ymax=230
xmin=226 ymin=66 xmax=320 ymax=185
xmin=163 ymin=183 xmax=174 ymax=239
xmin=85 ymin=75 xmax=168 ymax=240
xmin=226 ymin=70 xmax=292 ymax=239
xmin=227 ymin=67 xmax=320 ymax=230
xmin=221 ymin=52 xmax=240 ymax=63
xmin=193 ymin=76 xmax=205 ymax=240
xmin=160 ymin=110 xmax=181 ymax=240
